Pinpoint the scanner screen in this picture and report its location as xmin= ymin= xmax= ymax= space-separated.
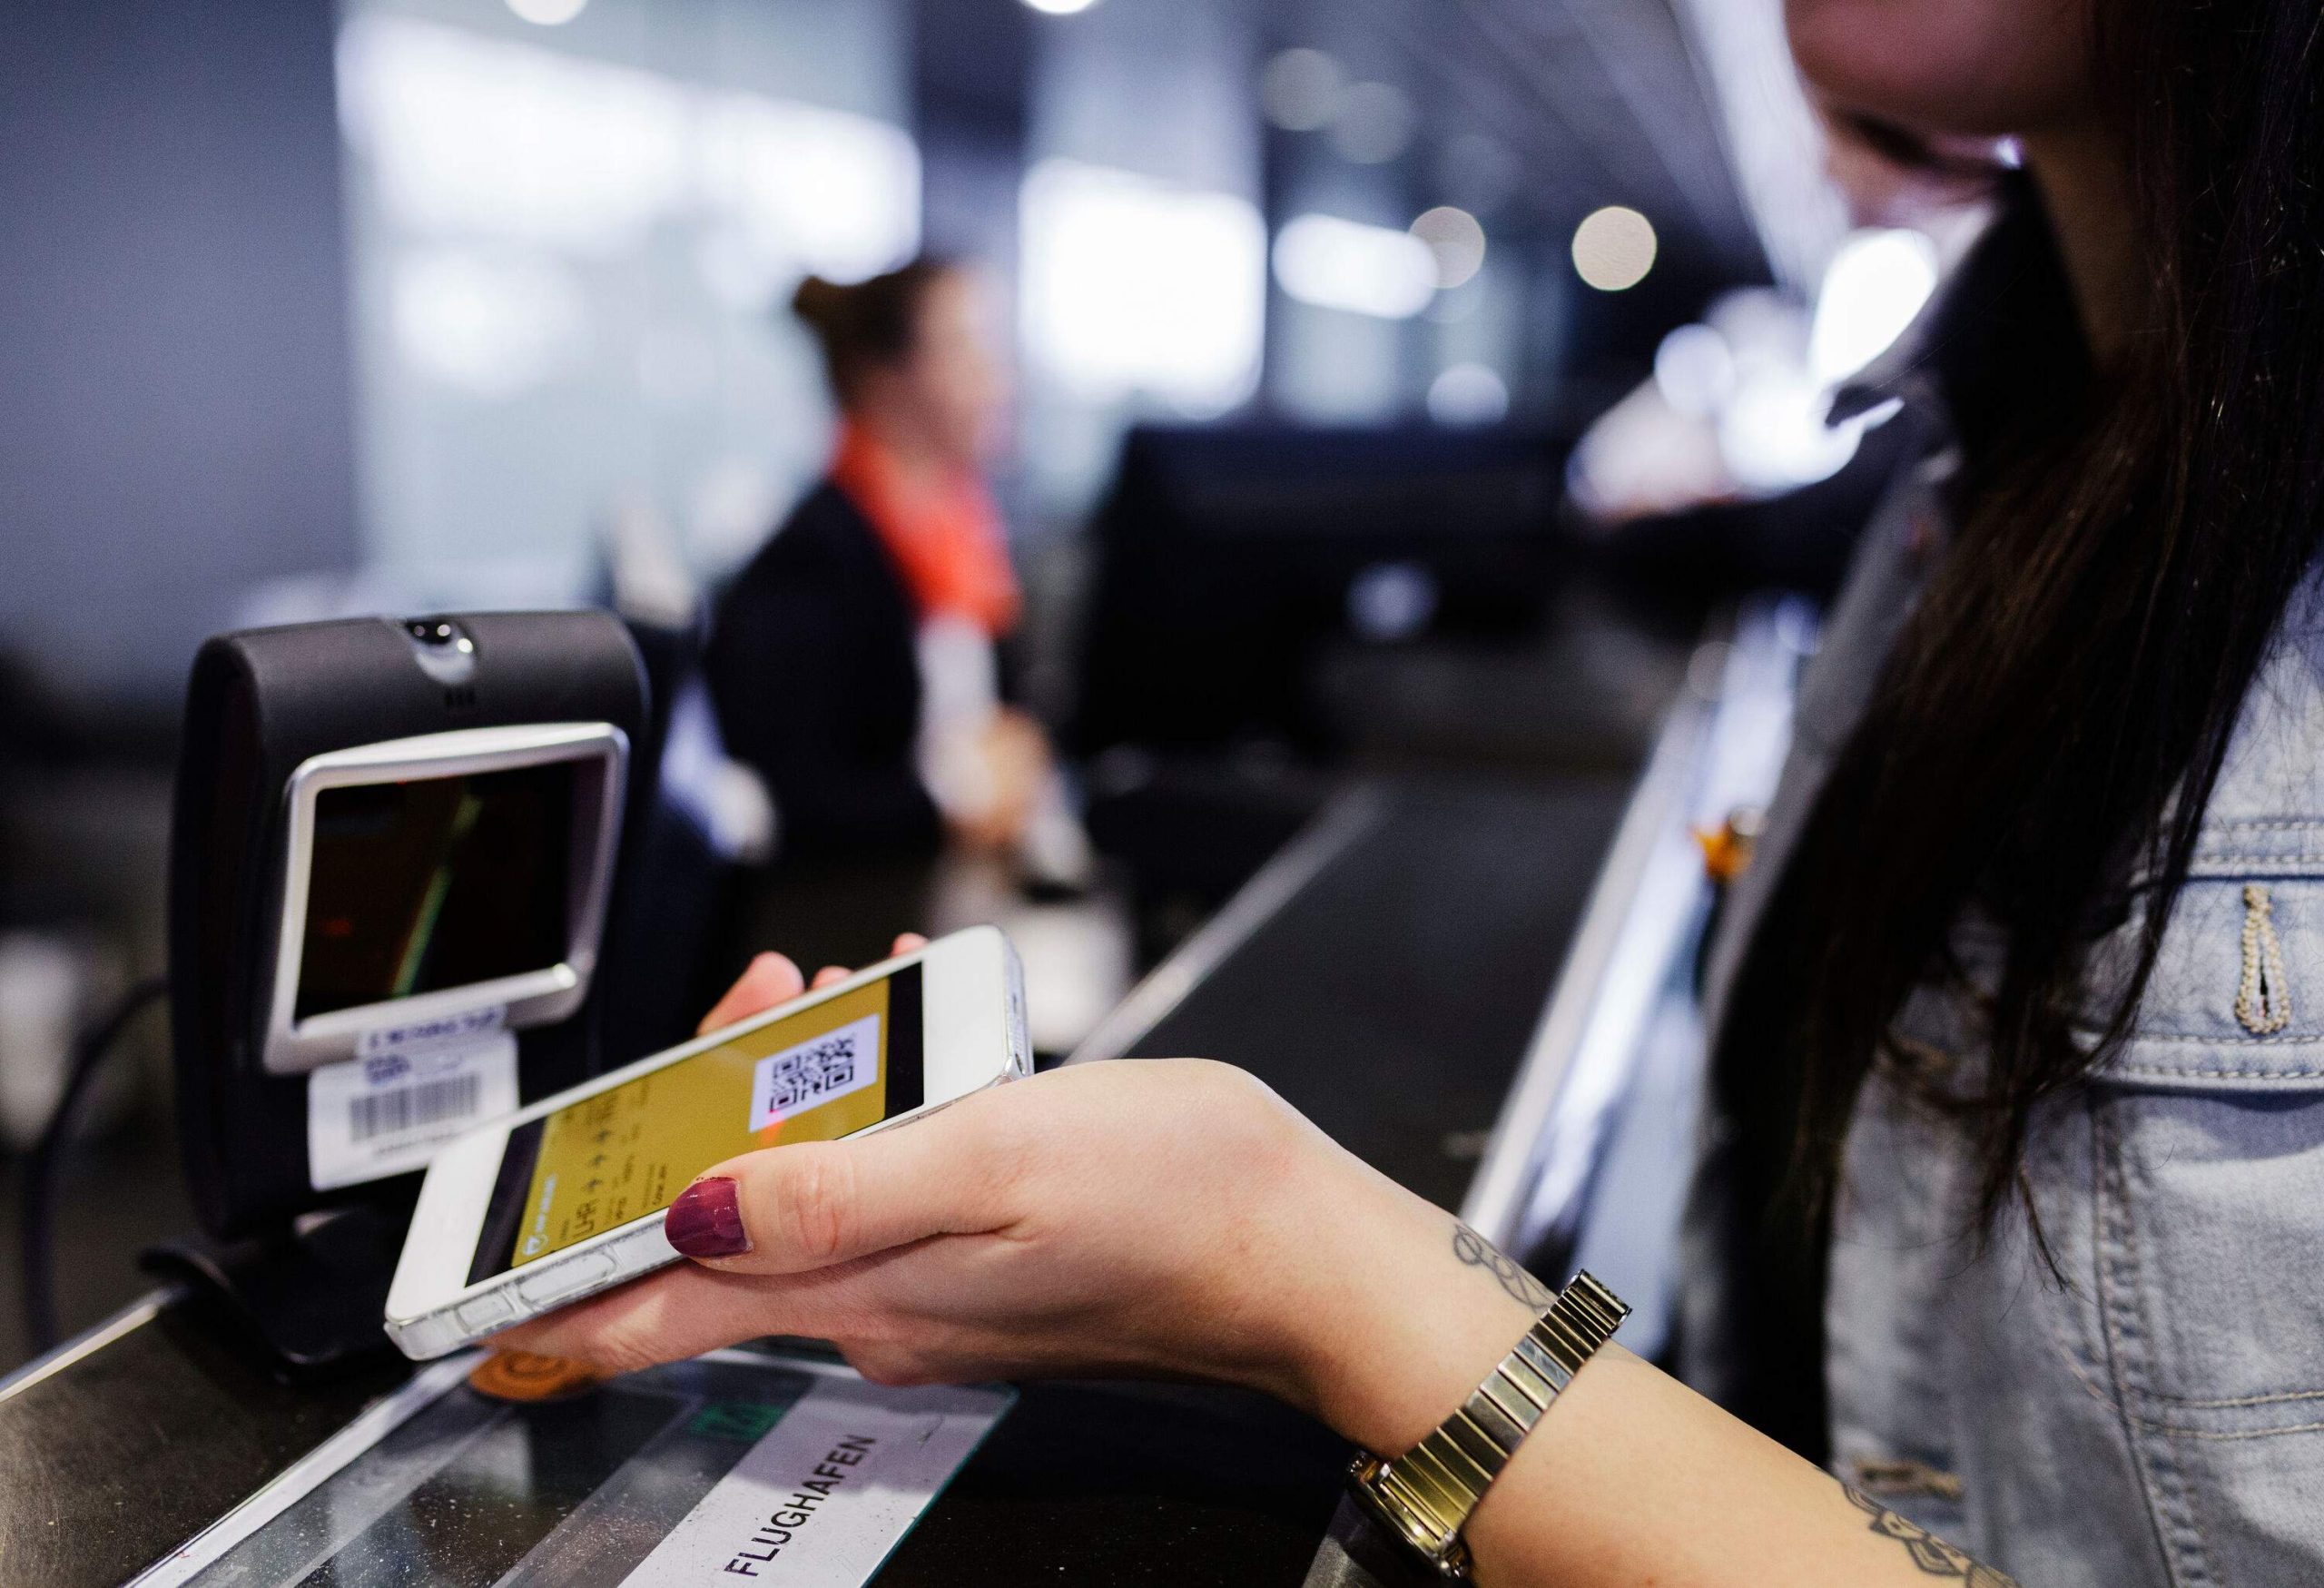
xmin=296 ymin=762 xmax=574 ymax=1021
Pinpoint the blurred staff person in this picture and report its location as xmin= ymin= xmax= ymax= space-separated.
xmin=708 ymin=260 xmax=1082 ymax=878
xmin=517 ymin=2 xmax=2324 ymax=1583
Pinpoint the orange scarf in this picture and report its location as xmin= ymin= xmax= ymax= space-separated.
xmin=829 ymin=421 xmax=1019 ymax=637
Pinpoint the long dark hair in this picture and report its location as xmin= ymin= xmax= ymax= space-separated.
xmin=1710 ymin=0 xmax=2324 ymax=1451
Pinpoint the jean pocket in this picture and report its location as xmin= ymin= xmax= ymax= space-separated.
xmin=2080 ymin=863 xmax=2324 ymax=1409
xmin=2091 ymin=1076 xmax=2324 ymax=1584
xmin=2094 ymin=1080 xmax=2324 ymax=1425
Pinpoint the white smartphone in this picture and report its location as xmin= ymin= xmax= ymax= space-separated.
xmin=385 ymin=925 xmax=1029 ymax=1360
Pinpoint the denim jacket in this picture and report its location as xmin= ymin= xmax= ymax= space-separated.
xmin=1693 ymin=436 xmax=2324 ymax=1585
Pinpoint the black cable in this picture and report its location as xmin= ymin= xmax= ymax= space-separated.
xmin=19 ymin=975 xmax=167 ymax=1356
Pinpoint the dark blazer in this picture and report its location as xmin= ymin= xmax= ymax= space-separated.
xmin=706 ymin=481 xmax=941 ymax=856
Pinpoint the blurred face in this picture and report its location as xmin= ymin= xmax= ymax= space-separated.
xmin=1787 ymin=0 xmax=2095 ymax=137
xmin=883 ymin=269 xmax=1009 ymax=470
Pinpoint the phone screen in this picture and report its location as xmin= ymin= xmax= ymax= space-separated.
xmin=467 ymin=962 xmax=923 ymax=1283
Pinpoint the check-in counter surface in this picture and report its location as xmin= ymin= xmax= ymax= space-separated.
xmin=3 ymin=774 xmax=1627 ymax=1586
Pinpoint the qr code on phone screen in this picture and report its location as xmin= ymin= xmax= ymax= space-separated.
xmin=765 ymin=1033 xmax=855 ymax=1110
xmin=749 ymin=1011 xmax=881 ymax=1129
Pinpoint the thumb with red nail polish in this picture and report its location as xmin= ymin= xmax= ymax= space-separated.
xmin=665 ymin=1177 xmax=750 ymax=1258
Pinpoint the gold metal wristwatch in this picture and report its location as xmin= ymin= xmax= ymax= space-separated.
xmin=1349 ymin=1270 xmax=1630 ymax=1580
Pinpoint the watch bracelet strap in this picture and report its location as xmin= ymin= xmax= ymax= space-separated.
xmin=1352 ymin=1270 xmax=1630 ymax=1577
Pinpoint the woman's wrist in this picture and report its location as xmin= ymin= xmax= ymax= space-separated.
xmin=1273 ymin=1159 xmax=1548 ymax=1455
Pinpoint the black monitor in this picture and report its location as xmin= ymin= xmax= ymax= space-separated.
xmin=1072 ymin=422 xmax=1571 ymax=754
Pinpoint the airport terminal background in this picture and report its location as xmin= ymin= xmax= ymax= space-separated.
xmin=0 ymin=0 xmax=1955 ymax=1386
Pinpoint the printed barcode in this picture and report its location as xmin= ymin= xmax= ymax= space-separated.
xmin=349 ymin=1074 xmax=481 ymax=1142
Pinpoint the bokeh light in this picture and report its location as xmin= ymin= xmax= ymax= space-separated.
xmin=1020 ymin=160 xmax=1264 ymax=413
xmin=1808 ymin=227 xmax=1939 ymax=384
xmin=1571 ymin=205 xmax=1657 ymax=291
xmin=506 ymin=0 xmax=587 ymax=23
xmin=1652 ymin=323 xmax=1736 ymax=419
xmin=1427 ymin=363 xmax=1510 ymax=426
xmin=1409 ymin=206 xmax=1486 ymax=290
xmin=1274 ymin=213 xmax=1437 ymax=320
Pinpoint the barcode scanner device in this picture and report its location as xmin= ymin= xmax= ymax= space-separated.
xmin=149 ymin=612 xmax=648 ymax=1373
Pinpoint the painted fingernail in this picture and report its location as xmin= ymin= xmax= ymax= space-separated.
xmin=665 ymin=1177 xmax=750 ymax=1258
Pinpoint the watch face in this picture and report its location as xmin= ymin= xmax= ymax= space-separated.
xmin=1348 ymin=1454 xmax=1471 ymax=1576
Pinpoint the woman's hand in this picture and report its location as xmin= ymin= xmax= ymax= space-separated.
xmin=497 ymin=946 xmax=2025 ymax=1587
xmin=492 ymin=942 xmax=1535 ymax=1452
xmin=943 ymin=706 xmax=1050 ymax=851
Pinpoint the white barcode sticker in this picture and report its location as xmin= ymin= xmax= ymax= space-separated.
xmin=749 ymin=1013 xmax=881 ymax=1131
xmin=307 ymin=1027 xmax=517 ymax=1191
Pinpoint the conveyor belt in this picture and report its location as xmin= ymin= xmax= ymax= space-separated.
xmin=1078 ymin=777 xmax=1630 ymax=1213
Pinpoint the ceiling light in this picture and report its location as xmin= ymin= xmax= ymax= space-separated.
xmin=1273 ymin=213 xmax=1436 ymax=320
xmin=1428 ymin=363 xmax=1509 ymax=426
xmin=1022 ymin=0 xmax=1101 ymax=14
xmin=507 ymin=0 xmax=587 ymax=24
xmin=1571 ymin=205 xmax=1656 ymax=291
xmin=1409 ymin=206 xmax=1486 ymax=290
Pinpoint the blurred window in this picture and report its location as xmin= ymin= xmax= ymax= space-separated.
xmin=1018 ymin=158 xmax=1265 ymax=419
xmin=335 ymin=8 xmax=919 ymax=592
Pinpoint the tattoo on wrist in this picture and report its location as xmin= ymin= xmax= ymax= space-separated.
xmin=1842 ymin=1484 xmax=2021 ymax=1586
xmin=1451 ymin=1224 xmax=1553 ymax=1309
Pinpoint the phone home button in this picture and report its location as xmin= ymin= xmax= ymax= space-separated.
xmin=456 ymin=1290 xmax=516 ymax=1333
xmin=516 ymin=1249 xmax=617 ymax=1310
